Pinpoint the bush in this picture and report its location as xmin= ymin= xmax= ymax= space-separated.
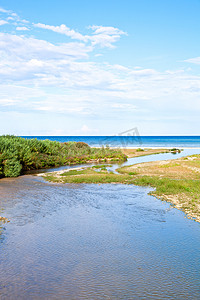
xmin=4 ymin=158 xmax=22 ymax=177
xmin=0 ymin=136 xmax=127 ymax=177
xmin=76 ymin=142 xmax=90 ymax=149
xmin=136 ymin=148 xmax=144 ymax=152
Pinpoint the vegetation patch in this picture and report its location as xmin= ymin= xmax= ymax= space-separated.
xmin=43 ymin=167 xmax=131 ymax=184
xmin=92 ymin=164 xmax=112 ymax=169
xmin=43 ymin=154 xmax=200 ymax=222
xmin=170 ymin=148 xmax=181 ymax=154
xmin=136 ymin=148 xmax=144 ymax=152
xmin=0 ymin=135 xmax=127 ymax=177
xmin=121 ymin=148 xmax=176 ymax=158
xmin=60 ymin=169 xmax=87 ymax=176
xmin=118 ymin=155 xmax=200 ymax=222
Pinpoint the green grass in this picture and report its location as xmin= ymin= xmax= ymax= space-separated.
xmin=131 ymin=176 xmax=200 ymax=218
xmin=44 ymin=167 xmax=131 ymax=184
xmin=128 ymin=171 xmax=138 ymax=175
xmin=43 ymin=175 xmax=61 ymax=183
xmin=160 ymin=163 xmax=181 ymax=168
xmin=116 ymin=166 xmax=132 ymax=174
xmin=136 ymin=148 xmax=144 ymax=152
xmin=92 ymin=164 xmax=112 ymax=169
xmin=60 ymin=169 xmax=87 ymax=176
xmin=45 ymin=173 xmax=131 ymax=184
xmin=61 ymin=173 xmax=131 ymax=184
xmin=131 ymin=176 xmax=200 ymax=195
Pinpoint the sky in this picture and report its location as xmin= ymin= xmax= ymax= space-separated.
xmin=0 ymin=0 xmax=200 ymax=136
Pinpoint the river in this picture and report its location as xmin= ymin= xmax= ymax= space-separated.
xmin=1 ymin=149 xmax=200 ymax=299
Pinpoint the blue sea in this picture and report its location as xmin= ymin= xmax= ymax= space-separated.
xmin=21 ymin=136 xmax=200 ymax=148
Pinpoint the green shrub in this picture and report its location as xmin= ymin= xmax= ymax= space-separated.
xmin=0 ymin=135 xmax=127 ymax=177
xmin=4 ymin=158 xmax=22 ymax=177
xmin=136 ymin=148 xmax=144 ymax=152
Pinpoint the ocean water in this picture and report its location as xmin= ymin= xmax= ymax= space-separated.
xmin=21 ymin=135 xmax=200 ymax=148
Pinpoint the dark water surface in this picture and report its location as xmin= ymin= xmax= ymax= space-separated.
xmin=22 ymin=135 xmax=200 ymax=148
xmin=1 ymin=150 xmax=200 ymax=299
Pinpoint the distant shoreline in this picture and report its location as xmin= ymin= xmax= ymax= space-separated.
xmin=110 ymin=147 xmax=200 ymax=149
xmin=19 ymin=136 xmax=200 ymax=149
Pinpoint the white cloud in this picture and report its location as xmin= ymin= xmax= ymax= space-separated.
xmin=7 ymin=16 xmax=15 ymax=21
xmin=111 ymin=103 xmax=137 ymax=110
xmin=0 ymin=32 xmax=91 ymax=63
xmin=21 ymin=19 xmax=29 ymax=24
xmin=88 ymin=25 xmax=127 ymax=48
xmin=0 ymin=5 xmax=200 ymax=134
xmin=89 ymin=25 xmax=126 ymax=36
xmin=34 ymin=23 xmax=126 ymax=48
xmin=72 ymin=125 xmax=99 ymax=135
xmin=0 ymin=98 xmax=17 ymax=106
xmin=1 ymin=31 xmax=200 ymax=111
xmin=0 ymin=6 xmax=28 ymax=27
xmin=34 ymin=23 xmax=87 ymax=41
xmin=0 ymin=7 xmax=19 ymax=19
xmin=16 ymin=26 xmax=29 ymax=31
xmin=0 ymin=20 xmax=8 ymax=25
xmin=185 ymin=57 xmax=200 ymax=64
xmin=0 ymin=7 xmax=9 ymax=13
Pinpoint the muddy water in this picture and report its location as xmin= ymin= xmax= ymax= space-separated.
xmin=1 ymin=150 xmax=200 ymax=299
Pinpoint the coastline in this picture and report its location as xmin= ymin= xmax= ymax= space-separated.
xmin=111 ymin=146 xmax=200 ymax=149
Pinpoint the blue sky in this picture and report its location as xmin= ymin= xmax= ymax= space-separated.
xmin=0 ymin=0 xmax=200 ymax=136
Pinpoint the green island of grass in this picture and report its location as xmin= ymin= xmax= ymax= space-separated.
xmin=42 ymin=154 xmax=200 ymax=223
xmin=0 ymin=135 xmax=127 ymax=178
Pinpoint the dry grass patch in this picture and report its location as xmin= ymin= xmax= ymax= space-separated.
xmin=121 ymin=148 xmax=170 ymax=158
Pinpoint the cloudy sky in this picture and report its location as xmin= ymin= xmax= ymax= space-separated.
xmin=0 ymin=0 xmax=200 ymax=136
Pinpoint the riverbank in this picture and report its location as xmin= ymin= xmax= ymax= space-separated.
xmin=121 ymin=148 xmax=179 ymax=157
xmin=41 ymin=153 xmax=200 ymax=223
xmin=118 ymin=154 xmax=200 ymax=222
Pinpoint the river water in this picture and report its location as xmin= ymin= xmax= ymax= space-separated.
xmin=1 ymin=150 xmax=200 ymax=299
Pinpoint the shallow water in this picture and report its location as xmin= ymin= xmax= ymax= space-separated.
xmin=1 ymin=150 xmax=200 ymax=299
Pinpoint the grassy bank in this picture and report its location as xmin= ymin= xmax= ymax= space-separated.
xmin=0 ymin=135 xmax=127 ymax=178
xmin=42 ymin=154 xmax=200 ymax=222
xmin=44 ymin=169 xmax=131 ymax=184
xmin=121 ymin=148 xmax=180 ymax=158
xmin=117 ymin=154 xmax=200 ymax=221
